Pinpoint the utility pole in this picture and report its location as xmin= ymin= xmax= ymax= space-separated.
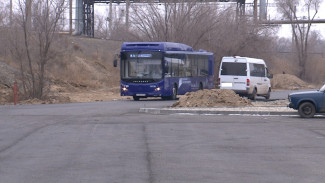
xmin=126 ymin=0 xmax=130 ymax=30
xmin=70 ymin=0 xmax=72 ymax=35
xmin=254 ymin=0 xmax=257 ymax=22
xmin=26 ymin=0 xmax=33 ymax=29
xmin=109 ymin=0 xmax=113 ymax=35
xmin=259 ymin=0 xmax=266 ymax=20
xmin=10 ymin=0 xmax=13 ymax=26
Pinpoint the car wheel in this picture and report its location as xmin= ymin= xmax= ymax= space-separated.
xmin=265 ymin=88 xmax=271 ymax=100
xmin=298 ymin=102 xmax=315 ymax=118
xmin=250 ymin=88 xmax=257 ymax=100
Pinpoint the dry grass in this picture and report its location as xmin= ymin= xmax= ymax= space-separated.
xmin=305 ymin=55 xmax=325 ymax=84
xmin=270 ymin=54 xmax=325 ymax=85
xmin=269 ymin=56 xmax=299 ymax=75
xmin=0 ymin=35 xmax=123 ymax=104
xmin=271 ymin=74 xmax=316 ymax=90
xmin=47 ymin=36 xmax=122 ymax=89
xmin=1 ymin=31 xmax=324 ymax=104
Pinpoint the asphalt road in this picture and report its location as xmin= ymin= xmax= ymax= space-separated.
xmin=1 ymin=95 xmax=325 ymax=183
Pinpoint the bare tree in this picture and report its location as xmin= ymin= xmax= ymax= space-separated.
xmin=128 ymin=1 xmax=276 ymax=55
xmin=129 ymin=0 xmax=221 ymax=48
xmin=109 ymin=9 xmax=133 ymax=41
xmin=275 ymin=0 xmax=322 ymax=79
xmin=10 ymin=0 xmax=67 ymax=99
xmin=0 ymin=1 xmax=9 ymax=26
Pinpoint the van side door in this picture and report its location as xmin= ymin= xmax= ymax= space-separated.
xmin=249 ymin=63 xmax=268 ymax=94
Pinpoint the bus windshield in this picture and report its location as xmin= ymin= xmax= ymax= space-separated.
xmin=121 ymin=51 xmax=163 ymax=79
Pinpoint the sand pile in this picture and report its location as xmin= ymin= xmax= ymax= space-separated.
xmin=271 ymin=74 xmax=314 ymax=90
xmin=172 ymin=89 xmax=251 ymax=108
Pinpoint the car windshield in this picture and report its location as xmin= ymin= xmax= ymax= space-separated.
xmin=221 ymin=62 xmax=247 ymax=76
xmin=320 ymin=84 xmax=325 ymax=92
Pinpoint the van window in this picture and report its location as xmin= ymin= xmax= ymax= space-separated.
xmin=221 ymin=62 xmax=247 ymax=76
xmin=249 ymin=63 xmax=266 ymax=77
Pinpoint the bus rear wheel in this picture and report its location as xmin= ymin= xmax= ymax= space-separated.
xmin=199 ymin=83 xmax=203 ymax=90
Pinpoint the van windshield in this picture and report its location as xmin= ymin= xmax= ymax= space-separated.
xmin=221 ymin=62 xmax=247 ymax=76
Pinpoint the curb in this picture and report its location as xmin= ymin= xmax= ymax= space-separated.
xmin=139 ymin=108 xmax=298 ymax=116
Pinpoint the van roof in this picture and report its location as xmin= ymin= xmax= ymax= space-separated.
xmin=222 ymin=56 xmax=266 ymax=64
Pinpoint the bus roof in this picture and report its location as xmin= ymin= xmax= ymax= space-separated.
xmin=121 ymin=42 xmax=194 ymax=52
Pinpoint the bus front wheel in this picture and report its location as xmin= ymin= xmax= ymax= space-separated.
xmin=133 ymin=96 xmax=140 ymax=101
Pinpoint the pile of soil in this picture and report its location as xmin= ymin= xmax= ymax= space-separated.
xmin=172 ymin=89 xmax=251 ymax=108
xmin=271 ymin=74 xmax=314 ymax=90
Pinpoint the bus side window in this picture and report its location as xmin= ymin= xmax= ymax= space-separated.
xmin=190 ymin=55 xmax=198 ymax=77
xmin=185 ymin=55 xmax=192 ymax=77
xmin=179 ymin=59 xmax=185 ymax=77
xmin=165 ymin=57 xmax=172 ymax=77
xmin=198 ymin=56 xmax=208 ymax=76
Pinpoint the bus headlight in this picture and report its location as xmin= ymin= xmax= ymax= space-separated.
xmin=155 ymin=87 xmax=161 ymax=91
xmin=122 ymin=87 xmax=128 ymax=92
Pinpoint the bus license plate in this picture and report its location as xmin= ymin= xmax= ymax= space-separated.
xmin=136 ymin=94 xmax=146 ymax=97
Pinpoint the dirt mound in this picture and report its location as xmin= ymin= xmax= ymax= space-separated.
xmin=271 ymin=74 xmax=315 ymax=90
xmin=172 ymin=89 xmax=251 ymax=108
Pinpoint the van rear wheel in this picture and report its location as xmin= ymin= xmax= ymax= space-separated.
xmin=249 ymin=88 xmax=257 ymax=100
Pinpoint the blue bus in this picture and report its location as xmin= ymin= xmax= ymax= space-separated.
xmin=117 ymin=42 xmax=214 ymax=100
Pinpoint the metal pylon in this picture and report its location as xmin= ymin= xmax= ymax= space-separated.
xmin=83 ymin=0 xmax=95 ymax=37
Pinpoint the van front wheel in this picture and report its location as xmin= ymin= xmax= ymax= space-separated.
xmin=265 ymin=88 xmax=271 ymax=100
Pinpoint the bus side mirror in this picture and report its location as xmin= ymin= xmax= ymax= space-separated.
xmin=113 ymin=59 xmax=118 ymax=67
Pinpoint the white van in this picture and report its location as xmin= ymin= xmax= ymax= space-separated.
xmin=218 ymin=56 xmax=272 ymax=100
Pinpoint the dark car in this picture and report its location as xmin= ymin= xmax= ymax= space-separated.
xmin=288 ymin=84 xmax=325 ymax=118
